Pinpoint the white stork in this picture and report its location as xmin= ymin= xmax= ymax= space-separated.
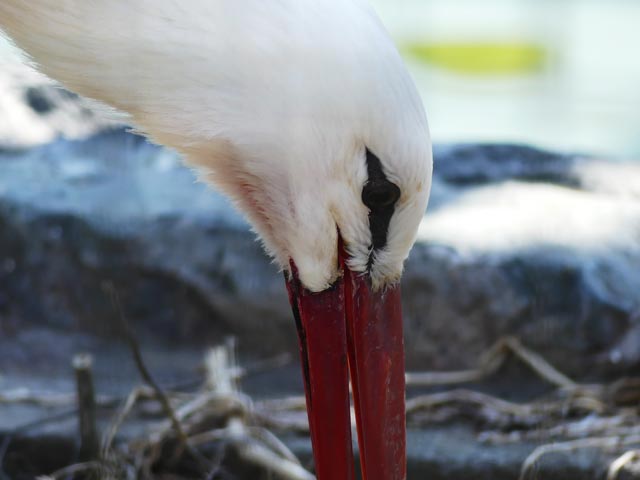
xmin=0 ymin=1 xmax=433 ymax=478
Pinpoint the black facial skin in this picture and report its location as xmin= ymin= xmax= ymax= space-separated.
xmin=362 ymin=149 xmax=401 ymax=266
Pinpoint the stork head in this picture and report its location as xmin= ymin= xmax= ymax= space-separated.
xmin=275 ymin=117 xmax=433 ymax=294
xmin=190 ymin=31 xmax=433 ymax=295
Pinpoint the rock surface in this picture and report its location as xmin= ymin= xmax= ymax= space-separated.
xmin=407 ymin=144 xmax=640 ymax=375
xmin=0 ymin=129 xmax=292 ymax=356
xmin=1 ymin=129 xmax=640 ymax=375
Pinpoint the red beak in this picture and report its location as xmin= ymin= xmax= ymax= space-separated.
xmin=285 ymin=242 xmax=406 ymax=480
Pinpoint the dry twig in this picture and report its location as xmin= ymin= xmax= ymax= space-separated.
xmin=101 ymin=386 xmax=154 ymax=458
xmin=608 ymin=450 xmax=640 ymax=480
xmin=35 ymin=461 xmax=102 ymax=480
xmin=74 ymin=354 xmax=100 ymax=463
xmin=10 ymin=333 xmax=640 ymax=479
xmin=106 ymin=285 xmax=189 ymax=450
xmin=520 ymin=436 xmax=640 ymax=480
xmin=406 ymin=336 xmax=576 ymax=390
xmin=201 ymin=342 xmax=315 ymax=480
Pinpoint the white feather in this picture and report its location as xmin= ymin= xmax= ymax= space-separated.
xmin=0 ymin=0 xmax=432 ymax=291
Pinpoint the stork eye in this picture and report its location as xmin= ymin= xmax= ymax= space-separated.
xmin=362 ymin=181 xmax=400 ymax=209
xmin=363 ymin=148 xmax=401 ymax=254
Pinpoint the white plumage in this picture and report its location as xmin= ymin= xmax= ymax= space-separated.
xmin=0 ymin=0 xmax=432 ymax=292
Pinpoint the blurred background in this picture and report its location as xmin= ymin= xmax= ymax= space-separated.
xmin=377 ymin=0 xmax=640 ymax=158
xmin=1 ymin=1 xmax=640 ymax=479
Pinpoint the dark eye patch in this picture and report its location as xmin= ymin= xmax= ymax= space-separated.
xmin=362 ymin=149 xmax=401 ymax=255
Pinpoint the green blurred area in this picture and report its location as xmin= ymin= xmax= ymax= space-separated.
xmin=404 ymin=42 xmax=546 ymax=75
xmin=371 ymin=0 xmax=640 ymax=156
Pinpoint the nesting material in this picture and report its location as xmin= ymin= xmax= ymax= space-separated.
xmin=6 ymin=335 xmax=640 ymax=479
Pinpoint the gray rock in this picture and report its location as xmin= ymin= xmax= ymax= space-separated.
xmin=1 ymin=131 xmax=640 ymax=377
xmin=0 ymin=128 xmax=293 ymax=356
xmin=432 ymin=143 xmax=581 ymax=187
xmin=409 ymin=145 xmax=640 ymax=374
